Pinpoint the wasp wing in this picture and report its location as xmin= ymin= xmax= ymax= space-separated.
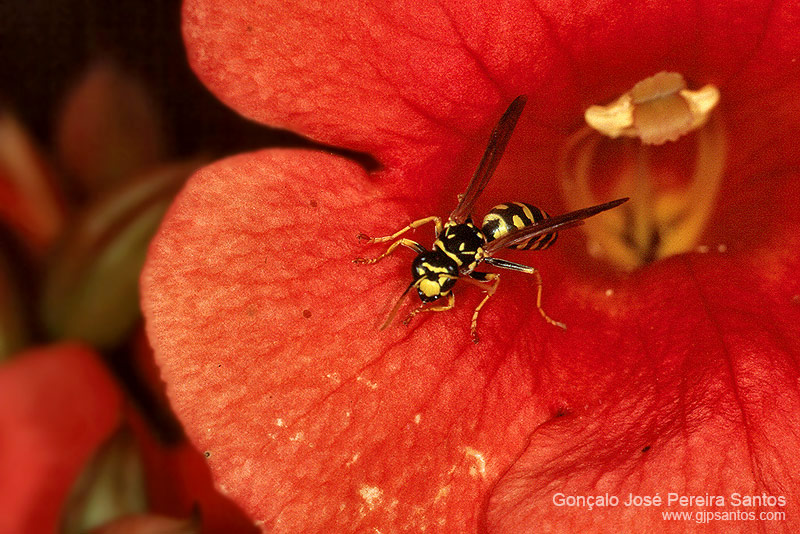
xmin=450 ymin=95 xmax=527 ymax=224
xmin=483 ymin=197 xmax=629 ymax=255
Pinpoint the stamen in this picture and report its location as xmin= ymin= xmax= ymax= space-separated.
xmin=585 ymin=72 xmax=720 ymax=145
xmin=560 ymin=72 xmax=726 ymax=270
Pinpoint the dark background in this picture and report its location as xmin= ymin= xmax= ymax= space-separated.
xmin=0 ymin=0 xmax=309 ymax=158
xmin=0 ymin=0 xmax=326 ymax=444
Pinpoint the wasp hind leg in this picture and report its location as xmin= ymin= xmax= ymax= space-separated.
xmin=357 ymin=216 xmax=443 ymax=244
xmin=480 ymin=258 xmax=567 ymax=332
xmin=528 ymin=268 xmax=567 ymax=331
xmin=460 ymin=272 xmax=500 ymax=344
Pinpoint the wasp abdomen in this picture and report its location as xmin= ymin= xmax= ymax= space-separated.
xmin=482 ymin=202 xmax=557 ymax=250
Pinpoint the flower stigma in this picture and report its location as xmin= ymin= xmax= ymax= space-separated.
xmin=559 ymin=72 xmax=726 ymax=270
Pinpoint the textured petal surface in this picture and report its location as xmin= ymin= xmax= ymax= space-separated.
xmin=155 ymin=1 xmax=800 ymax=532
xmin=489 ymin=250 xmax=800 ymax=532
xmin=486 ymin=175 xmax=800 ymax=532
xmin=182 ymin=0 xmax=800 ymax=178
xmin=141 ymin=150 xmax=587 ymax=532
xmin=142 ymin=149 xmax=800 ymax=532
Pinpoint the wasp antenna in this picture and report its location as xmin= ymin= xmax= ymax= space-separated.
xmin=379 ymin=279 xmax=421 ymax=331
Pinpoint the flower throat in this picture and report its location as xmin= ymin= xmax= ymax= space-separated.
xmin=559 ymin=71 xmax=726 ymax=270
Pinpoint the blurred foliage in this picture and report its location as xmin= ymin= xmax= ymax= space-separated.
xmin=0 ymin=4 xmax=365 ymax=530
xmin=0 ymin=60 xmax=200 ymax=354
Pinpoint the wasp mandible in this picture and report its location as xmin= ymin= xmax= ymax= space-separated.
xmin=355 ymin=95 xmax=628 ymax=343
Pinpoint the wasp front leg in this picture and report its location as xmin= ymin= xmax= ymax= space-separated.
xmin=357 ymin=216 xmax=443 ymax=244
xmin=353 ymin=238 xmax=426 ymax=265
xmin=402 ymin=292 xmax=455 ymax=325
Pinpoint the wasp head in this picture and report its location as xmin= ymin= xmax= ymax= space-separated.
xmin=411 ymin=251 xmax=459 ymax=302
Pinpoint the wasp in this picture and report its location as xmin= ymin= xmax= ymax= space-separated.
xmin=354 ymin=95 xmax=628 ymax=343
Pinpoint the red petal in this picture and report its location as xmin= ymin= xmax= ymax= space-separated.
xmin=486 ymin=177 xmax=800 ymax=532
xmin=182 ymin=0 xmax=520 ymax=169
xmin=488 ymin=250 xmax=800 ymax=532
xmin=132 ymin=331 xmax=258 ymax=534
xmin=0 ymin=344 xmax=122 ymax=533
xmin=142 ymin=151 xmax=800 ymax=531
xmin=0 ymin=113 xmax=65 ymax=254
xmin=181 ymin=0 xmax=800 ymax=174
xmin=141 ymin=151 xmax=570 ymax=532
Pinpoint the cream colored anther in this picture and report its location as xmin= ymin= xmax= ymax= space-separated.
xmin=585 ymin=72 xmax=720 ymax=145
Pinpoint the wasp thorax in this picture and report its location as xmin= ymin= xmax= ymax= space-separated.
xmin=433 ymin=221 xmax=485 ymax=271
xmin=411 ymin=251 xmax=458 ymax=302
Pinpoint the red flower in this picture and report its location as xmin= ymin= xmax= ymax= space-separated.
xmin=142 ymin=1 xmax=800 ymax=532
xmin=0 ymin=344 xmax=121 ymax=534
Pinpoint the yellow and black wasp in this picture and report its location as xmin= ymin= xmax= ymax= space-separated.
xmin=355 ymin=95 xmax=628 ymax=343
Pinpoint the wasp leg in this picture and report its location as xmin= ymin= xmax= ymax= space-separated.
xmin=482 ymin=257 xmax=566 ymax=331
xmin=402 ymin=292 xmax=455 ymax=325
xmin=460 ymin=272 xmax=500 ymax=343
xmin=357 ymin=216 xmax=443 ymax=244
xmin=353 ymin=238 xmax=425 ymax=265
xmin=525 ymin=269 xmax=567 ymax=330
